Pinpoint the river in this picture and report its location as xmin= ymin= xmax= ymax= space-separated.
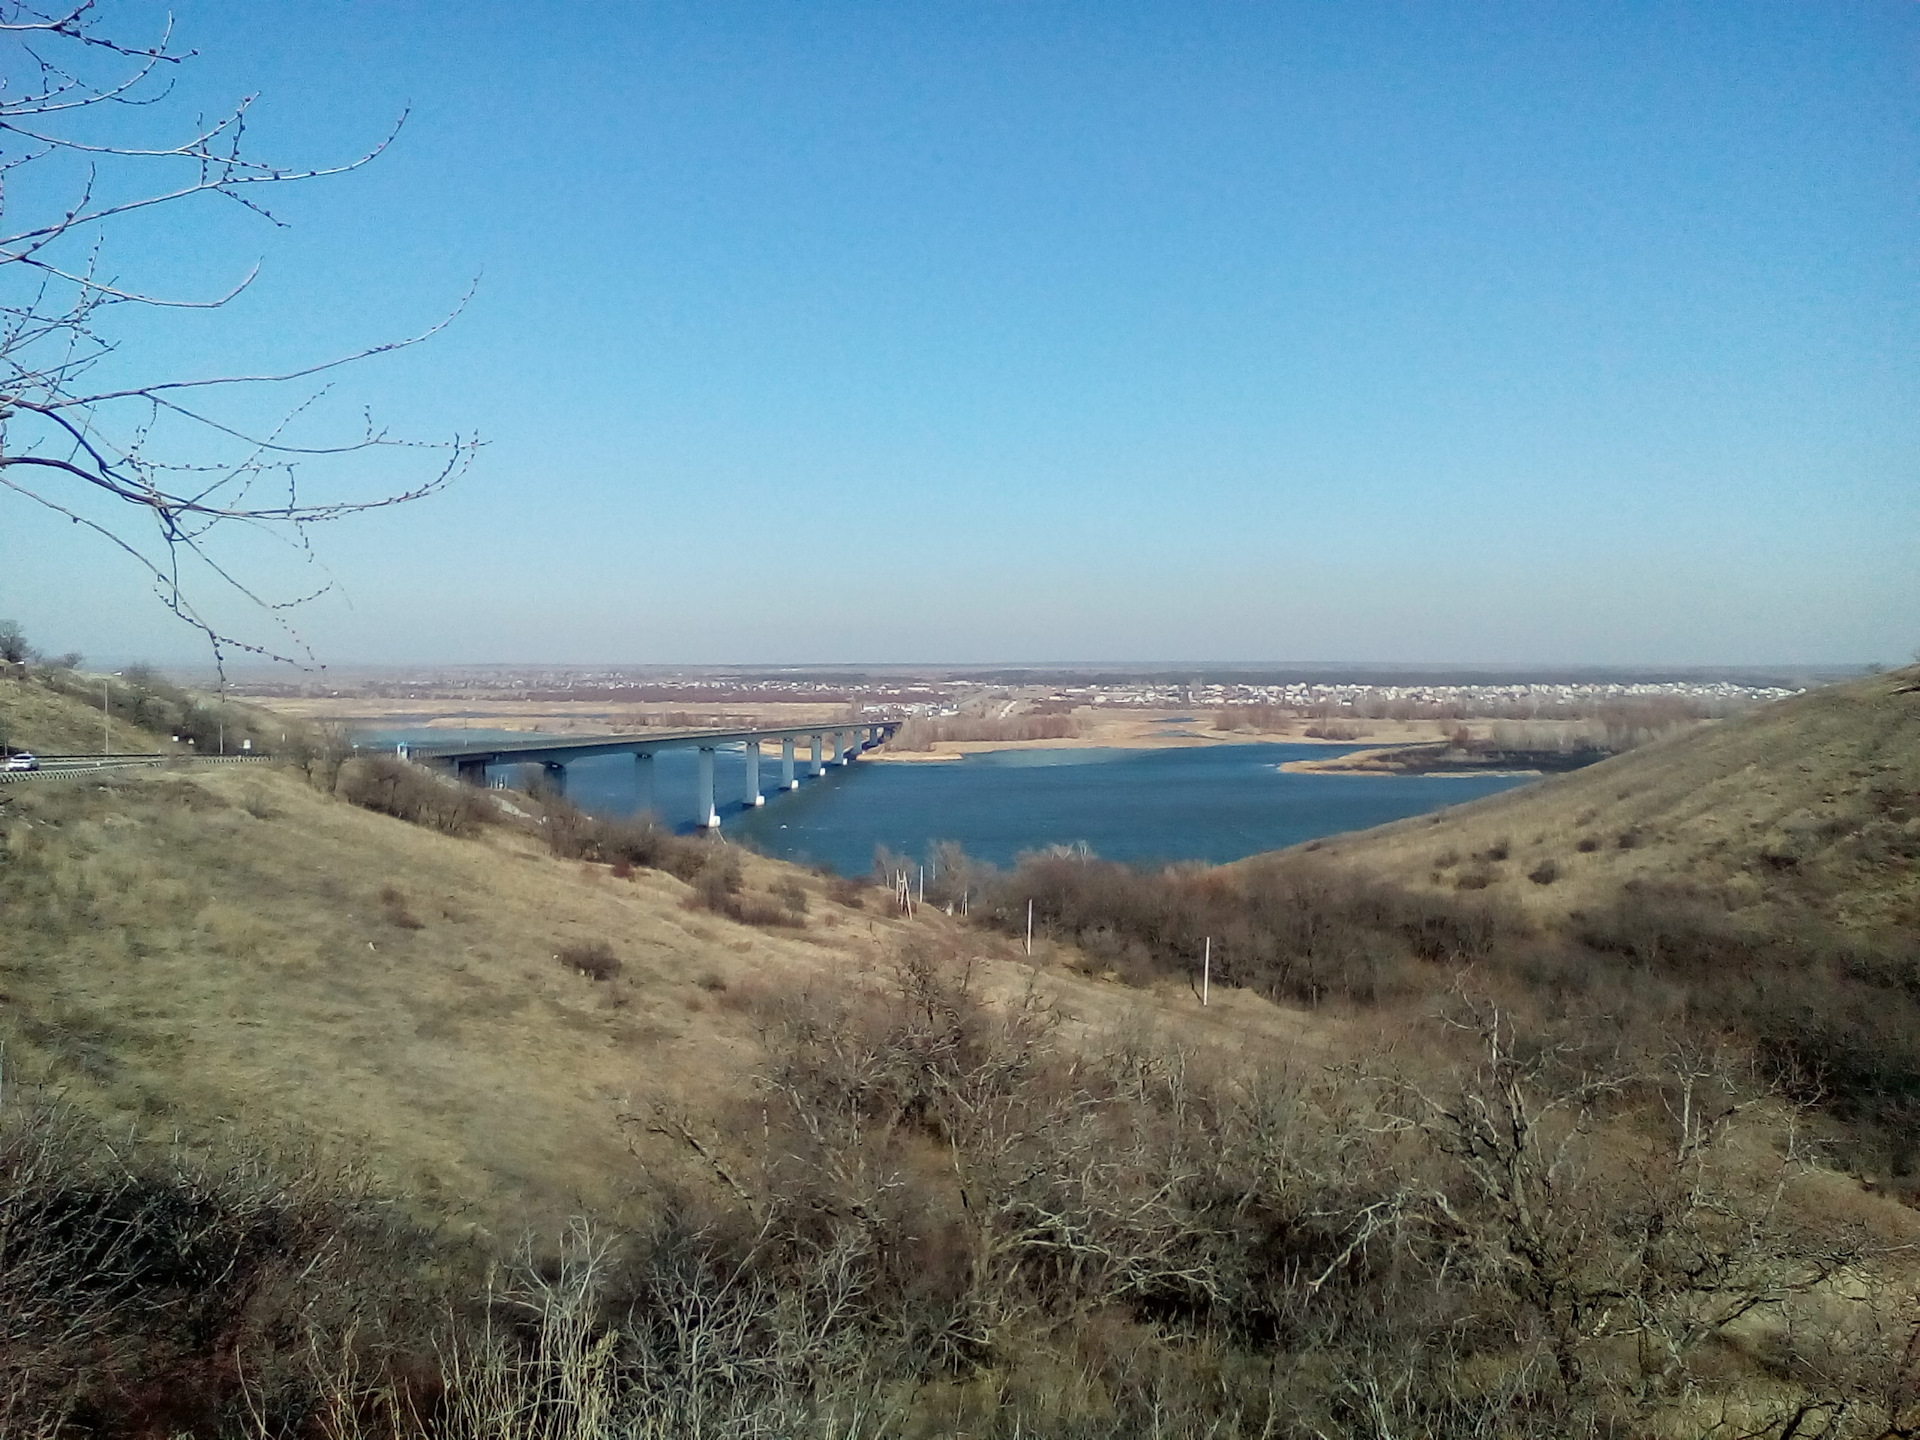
xmin=357 ymin=729 xmax=1533 ymax=876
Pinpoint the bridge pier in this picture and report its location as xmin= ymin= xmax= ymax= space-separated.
xmin=744 ymin=740 xmax=764 ymax=806
xmin=696 ymin=747 xmax=719 ymax=829
xmin=634 ymin=751 xmax=655 ymax=815
xmin=810 ymin=733 xmax=824 ymax=777
xmin=542 ymin=761 xmax=567 ymax=797
xmin=781 ymin=737 xmax=798 ymax=790
xmin=454 ymin=757 xmax=487 ymax=785
xmin=832 ymin=730 xmax=847 ymax=766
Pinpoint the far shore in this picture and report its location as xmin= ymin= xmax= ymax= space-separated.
xmin=249 ymin=694 xmax=1492 ymax=763
xmin=865 ymin=713 xmax=1454 ymax=762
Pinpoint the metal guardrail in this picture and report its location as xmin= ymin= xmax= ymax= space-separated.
xmin=0 ymin=754 xmax=270 ymax=785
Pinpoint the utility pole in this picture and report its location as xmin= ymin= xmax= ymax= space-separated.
xmin=101 ymin=677 xmax=109 ymax=756
xmin=1202 ymin=936 xmax=1211 ymax=1007
xmin=1026 ymin=898 xmax=1034 ymax=957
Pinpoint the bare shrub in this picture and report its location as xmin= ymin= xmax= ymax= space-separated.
xmin=0 ymin=1088 xmax=446 ymax=1437
xmin=557 ymin=940 xmax=621 ymax=981
xmin=1303 ymin=721 xmax=1360 ymax=740
xmin=891 ymin=714 xmax=1084 ymax=751
xmin=1576 ymin=836 xmax=1601 ymax=853
xmin=828 ymin=876 xmax=869 ymax=909
xmin=1373 ymin=1002 xmax=1880 ymax=1405
xmin=1528 ymin=859 xmax=1561 ymax=886
xmin=281 ymin=728 xmax=354 ymax=793
xmin=539 ymin=795 xmax=709 ymax=880
xmin=692 ymin=853 xmax=742 ymax=909
xmin=338 ymin=757 xmax=493 ymax=836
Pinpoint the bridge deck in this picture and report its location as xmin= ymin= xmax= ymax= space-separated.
xmin=404 ymin=722 xmax=895 ymax=770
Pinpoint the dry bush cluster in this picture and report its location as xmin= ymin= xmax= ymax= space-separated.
xmin=891 ymin=714 xmax=1085 ymax=751
xmin=1213 ymin=703 xmax=1295 ymax=733
xmin=538 ymin=796 xmax=711 ymax=881
xmin=979 ymin=851 xmax=1514 ymax=1006
xmin=963 ymin=846 xmax=1920 ymax=1185
xmin=0 ymin=1089 xmax=449 ymax=1438
xmin=685 ymin=852 xmax=805 ymax=929
xmin=3 ymin=942 xmax=1917 ymax=1437
xmin=336 ymin=757 xmax=496 ymax=837
xmin=558 ymin=940 xmax=623 ymax=982
xmin=610 ymin=958 xmax=1912 ymax=1437
xmin=40 ymin=666 xmax=280 ymax=757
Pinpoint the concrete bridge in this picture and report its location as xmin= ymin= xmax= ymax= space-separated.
xmin=404 ymin=722 xmax=899 ymax=829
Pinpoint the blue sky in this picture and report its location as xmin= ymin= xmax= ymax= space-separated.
xmin=2 ymin=1 xmax=1914 ymax=667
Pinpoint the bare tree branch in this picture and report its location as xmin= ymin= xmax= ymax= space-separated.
xmin=0 ymin=1 xmax=476 ymax=674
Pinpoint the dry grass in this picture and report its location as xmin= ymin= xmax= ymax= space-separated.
xmin=0 ymin=760 xmax=1346 ymax=1245
xmin=0 ymin=672 xmax=167 ymax=754
xmin=1301 ymin=664 xmax=1920 ymax=927
xmin=0 ymin=764 xmax=827 ymax=1237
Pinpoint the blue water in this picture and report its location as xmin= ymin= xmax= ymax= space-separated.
xmin=354 ymin=725 xmax=1534 ymax=876
xmin=727 ymin=744 xmax=1531 ymax=873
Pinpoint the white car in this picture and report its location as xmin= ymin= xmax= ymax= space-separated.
xmin=4 ymin=752 xmax=38 ymax=771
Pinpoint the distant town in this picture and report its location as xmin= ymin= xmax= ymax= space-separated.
xmin=216 ymin=663 xmax=1813 ymax=728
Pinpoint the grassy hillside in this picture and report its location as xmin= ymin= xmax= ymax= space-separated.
xmin=0 ymin=670 xmax=167 ymax=753
xmin=0 ymin=761 xmax=1327 ymax=1243
xmin=1309 ymin=662 xmax=1920 ymax=927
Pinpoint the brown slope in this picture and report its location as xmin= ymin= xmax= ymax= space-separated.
xmin=0 ymin=762 xmax=1338 ymax=1243
xmin=0 ymin=672 xmax=168 ymax=754
xmin=1304 ymin=663 xmax=1920 ymax=928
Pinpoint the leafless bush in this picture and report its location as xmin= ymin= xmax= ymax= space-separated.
xmin=540 ymin=796 xmax=709 ymax=881
xmin=1213 ymin=703 xmax=1296 ymax=733
xmin=283 ymin=727 xmax=355 ymax=793
xmin=774 ymin=878 xmax=809 ymax=915
xmin=828 ymin=875 xmax=869 ymax=909
xmin=1370 ymin=1001 xmax=1881 ymax=1412
xmin=338 ymin=756 xmax=494 ymax=836
xmin=0 ymin=1084 xmax=446 ymax=1436
xmin=557 ymin=940 xmax=621 ymax=981
xmin=891 ymin=714 xmax=1085 ymax=751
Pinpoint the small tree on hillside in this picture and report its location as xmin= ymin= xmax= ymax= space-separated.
xmin=0 ymin=4 xmax=477 ymax=672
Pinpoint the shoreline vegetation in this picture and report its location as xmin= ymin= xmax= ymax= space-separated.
xmin=1279 ymin=740 xmax=1616 ymax=777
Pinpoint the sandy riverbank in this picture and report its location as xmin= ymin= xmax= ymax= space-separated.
xmin=864 ymin=713 xmax=1454 ymax=762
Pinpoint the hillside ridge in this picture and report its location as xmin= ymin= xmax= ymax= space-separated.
xmin=1305 ymin=663 xmax=1920 ymax=925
